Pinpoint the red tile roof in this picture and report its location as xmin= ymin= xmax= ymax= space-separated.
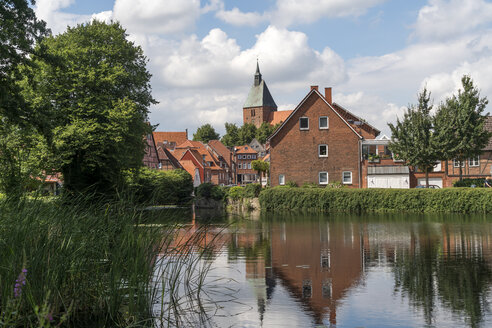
xmin=235 ymin=145 xmax=258 ymax=154
xmin=180 ymin=160 xmax=199 ymax=180
xmin=153 ymin=132 xmax=188 ymax=147
xmin=208 ymin=140 xmax=233 ymax=166
xmin=268 ymin=110 xmax=293 ymax=125
xmin=157 ymin=146 xmax=182 ymax=169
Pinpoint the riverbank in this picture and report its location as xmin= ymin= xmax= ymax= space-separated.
xmin=259 ymin=187 xmax=492 ymax=213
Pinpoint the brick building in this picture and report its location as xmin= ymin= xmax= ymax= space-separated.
xmin=143 ymin=132 xmax=160 ymax=169
xmin=268 ymin=86 xmax=380 ymax=187
xmin=208 ymin=140 xmax=236 ymax=185
xmin=235 ymin=145 xmax=259 ymax=184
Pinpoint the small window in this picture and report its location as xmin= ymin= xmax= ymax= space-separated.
xmin=248 ymin=163 xmax=251 ymax=169
xmin=238 ymin=163 xmax=242 ymax=169
xmin=279 ymin=174 xmax=285 ymax=185
xmin=299 ymin=117 xmax=309 ymax=130
xmin=247 ymin=155 xmax=251 ymax=159
xmin=342 ymin=171 xmax=352 ymax=184
xmin=319 ymin=172 xmax=328 ymax=185
xmin=319 ymin=116 xmax=328 ymax=129
xmin=469 ymin=156 xmax=480 ymax=167
xmin=453 ymin=159 xmax=465 ymax=168
xmin=318 ymin=144 xmax=328 ymax=157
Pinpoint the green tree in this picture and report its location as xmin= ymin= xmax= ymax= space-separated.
xmin=256 ymin=122 xmax=279 ymax=144
xmin=23 ymin=21 xmax=156 ymax=193
xmin=251 ymin=159 xmax=269 ymax=184
xmin=434 ymin=76 xmax=491 ymax=181
xmin=221 ymin=122 xmax=240 ymax=147
xmin=388 ymin=88 xmax=439 ymax=187
xmin=0 ymin=0 xmax=48 ymax=122
xmin=238 ymin=123 xmax=257 ymax=145
xmin=193 ymin=123 xmax=219 ymax=143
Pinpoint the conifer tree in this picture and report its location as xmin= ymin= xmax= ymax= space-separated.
xmin=389 ymin=88 xmax=439 ymax=187
xmin=434 ymin=76 xmax=490 ymax=181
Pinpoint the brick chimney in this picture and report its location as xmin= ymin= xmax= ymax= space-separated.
xmin=310 ymin=85 xmax=318 ymax=91
xmin=325 ymin=87 xmax=332 ymax=104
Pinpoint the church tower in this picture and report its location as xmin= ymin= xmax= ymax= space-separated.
xmin=243 ymin=62 xmax=277 ymax=128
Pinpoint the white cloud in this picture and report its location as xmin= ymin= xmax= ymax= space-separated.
xmin=271 ymin=0 xmax=387 ymax=27
xmin=414 ymin=0 xmax=492 ymax=41
xmin=35 ymin=0 xmax=91 ymax=34
xmin=216 ymin=8 xmax=265 ymax=26
xmin=113 ymin=0 xmax=200 ymax=35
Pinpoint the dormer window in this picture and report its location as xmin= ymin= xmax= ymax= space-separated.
xmin=300 ymin=117 xmax=309 ymax=130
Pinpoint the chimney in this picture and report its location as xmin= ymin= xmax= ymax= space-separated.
xmin=310 ymin=85 xmax=318 ymax=91
xmin=325 ymin=87 xmax=332 ymax=104
xmin=185 ymin=128 xmax=188 ymax=140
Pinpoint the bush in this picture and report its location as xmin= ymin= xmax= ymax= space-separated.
xmin=196 ymin=183 xmax=226 ymax=201
xmin=259 ymin=187 xmax=492 ymax=213
xmin=286 ymin=181 xmax=298 ymax=187
xmin=227 ymin=186 xmax=245 ymax=201
xmin=125 ymin=168 xmax=193 ymax=205
xmin=453 ymin=178 xmax=491 ymax=188
xmin=244 ymin=183 xmax=262 ymax=198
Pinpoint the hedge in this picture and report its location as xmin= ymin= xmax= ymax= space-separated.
xmin=259 ymin=187 xmax=492 ymax=213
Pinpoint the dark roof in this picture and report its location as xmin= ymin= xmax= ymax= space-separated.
xmin=485 ymin=116 xmax=492 ymax=151
xmin=157 ymin=146 xmax=182 ymax=169
xmin=243 ymin=63 xmax=277 ymax=109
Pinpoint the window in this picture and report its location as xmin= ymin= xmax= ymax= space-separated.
xmin=453 ymin=159 xmax=465 ymax=168
xmin=279 ymin=174 xmax=285 ymax=185
xmin=319 ymin=116 xmax=329 ymax=129
xmin=237 ymin=155 xmax=242 ymax=159
xmin=248 ymin=163 xmax=251 ymax=169
xmin=247 ymin=155 xmax=251 ymax=159
xmin=318 ymin=144 xmax=328 ymax=157
xmin=252 ymin=155 xmax=256 ymax=159
xmin=319 ymin=172 xmax=328 ymax=185
xmin=342 ymin=171 xmax=352 ymax=184
xmin=252 ymin=109 xmax=255 ymax=116
xmin=238 ymin=163 xmax=242 ymax=169
xmin=469 ymin=156 xmax=480 ymax=167
xmin=299 ymin=117 xmax=309 ymax=130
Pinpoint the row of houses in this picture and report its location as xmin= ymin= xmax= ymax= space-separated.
xmin=146 ymin=64 xmax=492 ymax=189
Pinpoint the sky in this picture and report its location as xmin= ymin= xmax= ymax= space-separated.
xmin=34 ymin=0 xmax=492 ymax=137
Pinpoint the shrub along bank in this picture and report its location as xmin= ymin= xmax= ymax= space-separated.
xmin=259 ymin=187 xmax=492 ymax=213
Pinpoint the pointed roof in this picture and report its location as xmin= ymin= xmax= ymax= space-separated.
xmin=243 ymin=63 xmax=277 ymax=109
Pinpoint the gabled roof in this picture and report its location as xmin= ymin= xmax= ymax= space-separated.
xmin=179 ymin=160 xmax=200 ymax=181
xmin=157 ymin=146 xmax=182 ymax=169
xmin=268 ymin=110 xmax=293 ymax=125
xmin=332 ymin=102 xmax=380 ymax=136
xmin=268 ymin=88 xmax=364 ymax=142
xmin=484 ymin=116 xmax=492 ymax=151
xmin=153 ymin=132 xmax=188 ymax=148
xmin=208 ymin=140 xmax=233 ymax=166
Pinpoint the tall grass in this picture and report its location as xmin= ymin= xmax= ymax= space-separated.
xmin=0 ymin=195 xmax=222 ymax=327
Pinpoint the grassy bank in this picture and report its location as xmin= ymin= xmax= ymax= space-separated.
xmin=0 ymin=196 xmax=214 ymax=327
xmin=259 ymin=187 xmax=492 ymax=213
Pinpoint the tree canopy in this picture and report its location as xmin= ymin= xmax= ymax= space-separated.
xmin=23 ymin=21 xmax=156 ymax=192
xmin=238 ymin=123 xmax=257 ymax=145
xmin=221 ymin=123 xmax=239 ymax=147
xmin=434 ymin=76 xmax=491 ymax=180
xmin=193 ymin=123 xmax=220 ymax=143
xmin=389 ymin=88 xmax=439 ymax=186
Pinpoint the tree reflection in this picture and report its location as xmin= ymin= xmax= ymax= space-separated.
xmin=393 ymin=224 xmax=492 ymax=328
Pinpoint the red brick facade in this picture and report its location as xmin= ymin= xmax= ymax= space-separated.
xmin=269 ymin=87 xmax=378 ymax=187
xmin=235 ymin=145 xmax=259 ymax=184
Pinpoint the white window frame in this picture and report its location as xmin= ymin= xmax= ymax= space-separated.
xmin=319 ymin=116 xmax=329 ymax=129
xmin=238 ymin=163 xmax=242 ymax=169
xmin=318 ymin=144 xmax=328 ymax=158
xmin=469 ymin=156 xmax=480 ymax=167
xmin=319 ymin=172 xmax=328 ymax=185
xmin=248 ymin=163 xmax=251 ymax=169
xmin=279 ymin=174 xmax=285 ymax=185
xmin=299 ymin=117 xmax=309 ymax=130
xmin=453 ymin=159 xmax=465 ymax=168
xmin=342 ymin=171 xmax=352 ymax=184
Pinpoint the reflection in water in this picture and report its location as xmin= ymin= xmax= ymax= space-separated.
xmin=162 ymin=212 xmax=492 ymax=327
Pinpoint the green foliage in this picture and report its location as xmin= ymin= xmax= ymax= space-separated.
xmin=256 ymin=122 xmax=277 ymax=144
xmin=389 ymin=88 xmax=439 ymax=187
xmin=22 ymin=21 xmax=155 ymax=193
xmin=286 ymin=181 xmax=298 ymax=187
xmin=193 ymin=123 xmax=220 ymax=143
xmin=0 ymin=0 xmax=48 ymax=123
xmin=434 ymin=76 xmax=491 ymax=181
xmin=453 ymin=178 xmax=491 ymax=188
xmin=221 ymin=123 xmax=239 ymax=147
xmin=227 ymin=186 xmax=245 ymax=201
xmin=259 ymin=187 xmax=492 ymax=213
xmin=244 ymin=183 xmax=262 ymax=197
xmin=195 ymin=182 xmax=225 ymax=201
xmin=238 ymin=123 xmax=257 ymax=145
xmin=125 ymin=168 xmax=193 ymax=205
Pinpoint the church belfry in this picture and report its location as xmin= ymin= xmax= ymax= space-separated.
xmin=243 ymin=62 xmax=277 ymax=128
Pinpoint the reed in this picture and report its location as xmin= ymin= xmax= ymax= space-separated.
xmin=0 ymin=195 xmax=221 ymax=327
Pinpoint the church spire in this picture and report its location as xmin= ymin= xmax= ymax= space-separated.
xmin=254 ymin=60 xmax=262 ymax=86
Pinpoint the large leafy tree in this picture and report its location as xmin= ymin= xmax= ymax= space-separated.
xmin=389 ymin=88 xmax=439 ymax=187
xmin=193 ymin=123 xmax=220 ymax=143
xmin=23 ymin=21 xmax=156 ymax=192
xmin=221 ymin=122 xmax=239 ymax=147
xmin=0 ymin=0 xmax=48 ymax=122
xmin=256 ymin=122 xmax=278 ymax=144
xmin=434 ymin=76 xmax=491 ymax=181
xmin=238 ymin=123 xmax=257 ymax=145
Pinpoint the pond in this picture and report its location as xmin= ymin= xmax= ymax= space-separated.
xmin=160 ymin=211 xmax=492 ymax=328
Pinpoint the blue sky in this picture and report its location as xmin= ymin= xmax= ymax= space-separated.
xmin=35 ymin=0 xmax=492 ymax=137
